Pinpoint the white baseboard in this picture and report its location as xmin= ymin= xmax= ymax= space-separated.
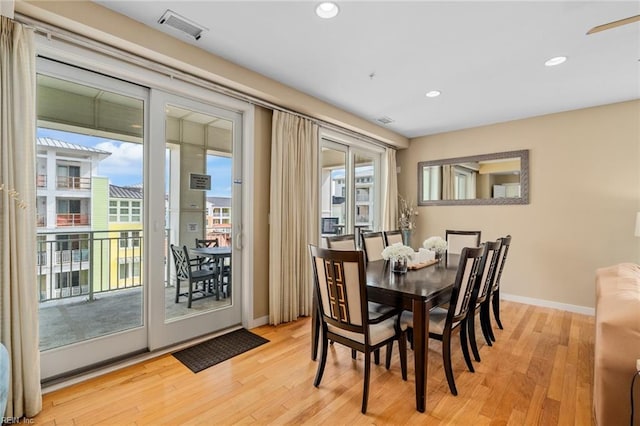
xmin=501 ymin=292 xmax=595 ymax=316
xmin=247 ymin=315 xmax=269 ymax=329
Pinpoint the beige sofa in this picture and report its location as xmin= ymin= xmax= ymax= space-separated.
xmin=594 ymin=263 xmax=640 ymax=426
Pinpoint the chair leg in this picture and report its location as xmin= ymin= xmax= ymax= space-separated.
xmin=374 ymin=349 xmax=380 ymax=365
xmin=460 ymin=320 xmax=475 ymax=373
xmin=480 ymin=302 xmax=493 ymax=346
xmin=398 ymin=333 xmax=407 ymax=381
xmin=352 ymin=349 xmax=357 ymax=360
xmin=442 ymin=331 xmax=458 ymax=396
xmin=187 ymin=281 xmax=193 ymax=308
xmin=362 ymin=351 xmax=371 ymax=414
xmin=385 ymin=342 xmax=393 ymax=369
xmin=492 ymin=289 xmax=503 ymax=329
xmin=175 ymin=278 xmax=181 ymax=303
xmin=408 ymin=328 xmax=414 ymax=350
xmin=468 ymin=311 xmax=481 ymax=362
xmin=314 ymin=332 xmax=329 ymax=387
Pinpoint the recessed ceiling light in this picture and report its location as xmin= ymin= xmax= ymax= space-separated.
xmin=425 ymin=90 xmax=441 ymax=98
xmin=316 ymin=2 xmax=339 ymax=19
xmin=544 ymin=56 xmax=567 ymax=67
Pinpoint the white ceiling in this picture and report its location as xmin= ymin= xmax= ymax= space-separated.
xmin=94 ymin=1 xmax=640 ymax=138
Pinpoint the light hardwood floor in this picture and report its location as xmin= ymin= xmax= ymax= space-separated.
xmin=34 ymin=300 xmax=595 ymax=425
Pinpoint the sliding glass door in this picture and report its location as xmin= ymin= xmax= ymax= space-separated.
xmin=320 ymin=131 xmax=383 ymax=247
xmin=37 ymin=58 xmax=148 ymax=380
xmin=36 ymin=55 xmax=247 ymax=379
xmin=147 ymin=91 xmax=243 ymax=350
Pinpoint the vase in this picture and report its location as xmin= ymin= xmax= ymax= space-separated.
xmin=391 ymin=257 xmax=408 ymax=274
xmin=401 ymin=229 xmax=412 ymax=246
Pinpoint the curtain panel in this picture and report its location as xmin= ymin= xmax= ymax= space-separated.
xmin=268 ymin=111 xmax=319 ymax=325
xmin=0 ymin=16 xmax=42 ymax=418
xmin=382 ymin=148 xmax=398 ymax=231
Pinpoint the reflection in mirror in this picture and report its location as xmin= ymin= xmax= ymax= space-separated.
xmin=418 ymin=150 xmax=529 ymax=206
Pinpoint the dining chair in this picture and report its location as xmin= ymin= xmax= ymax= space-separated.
xmin=326 ymin=234 xmax=356 ymax=250
xmin=325 ymin=233 xmax=393 ymax=361
xmin=487 ymin=235 xmax=512 ymax=341
xmin=360 ymin=231 xmax=386 ymax=262
xmin=445 ymin=229 xmax=481 ymax=255
xmin=384 ymin=230 xmax=404 ymax=246
xmin=195 ymin=238 xmax=219 ymax=248
xmin=195 ymin=237 xmax=231 ymax=298
xmin=309 ymin=245 xmax=407 ymax=414
xmin=467 ymin=239 xmax=502 ymax=362
xmin=170 ymin=244 xmax=216 ymax=308
xmin=400 ymin=245 xmax=486 ymax=396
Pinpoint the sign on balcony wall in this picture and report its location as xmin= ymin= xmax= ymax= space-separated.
xmin=189 ymin=173 xmax=211 ymax=190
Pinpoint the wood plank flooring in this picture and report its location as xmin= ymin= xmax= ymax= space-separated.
xmin=34 ymin=300 xmax=595 ymax=425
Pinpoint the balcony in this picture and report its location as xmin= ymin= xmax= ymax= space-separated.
xmin=56 ymin=213 xmax=90 ymax=227
xmin=36 ymin=229 xmax=229 ymax=351
xmin=56 ymin=176 xmax=91 ymax=190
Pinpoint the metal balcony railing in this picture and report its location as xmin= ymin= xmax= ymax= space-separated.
xmin=36 ymin=229 xmax=146 ymax=302
xmin=56 ymin=213 xmax=90 ymax=227
xmin=56 ymin=176 xmax=91 ymax=190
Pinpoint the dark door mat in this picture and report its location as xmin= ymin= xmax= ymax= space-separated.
xmin=172 ymin=328 xmax=269 ymax=373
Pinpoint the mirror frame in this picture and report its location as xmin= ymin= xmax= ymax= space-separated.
xmin=417 ymin=149 xmax=529 ymax=206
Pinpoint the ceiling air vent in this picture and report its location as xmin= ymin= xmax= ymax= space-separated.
xmin=376 ymin=116 xmax=395 ymax=125
xmin=158 ymin=10 xmax=207 ymax=41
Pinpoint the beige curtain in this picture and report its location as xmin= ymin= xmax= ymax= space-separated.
xmin=382 ymin=148 xmax=398 ymax=230
xmin=0 ymin=17 xmax=42 ymax=418
xmin=269 ymin=111 xmax=319 ymax=325
xmin=442 ymin=164 xmax=455 ymax=200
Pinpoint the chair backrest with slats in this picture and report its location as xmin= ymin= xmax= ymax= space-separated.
xmin=449 ymin=245 xmax=485 ymax=324
xmin=309 ymin=246 xmax=367 ymax=336
xmin=195 ymin=238 xmax=219 ymax=248
xmin=474 ymin=240 xmax=501 ymax=306
xmin=384 ymin=230 xmax=404 ymax=246
xmin=170 ymin=244 xmax=191 ymax=281
xmin=491 ymin=235 xmax=512 ymax=293
xmin=446 ymin=230 xmax=481 ymax=255
xmin=361 ymin=232 xmax=386 ymax=262
xmin=326 ymin=234 xmax=357 ymax=251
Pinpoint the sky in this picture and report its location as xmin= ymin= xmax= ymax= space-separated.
xmin=37 ymin=128 xmax=232 ymax=197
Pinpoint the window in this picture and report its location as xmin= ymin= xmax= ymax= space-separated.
xmin=109 ymin=201 xmax=118 ymax=221
xmin=119 ymin=263 xmax=129 ymax=280
xmin=55 ymin=270 xmax=86 ymax=289
xmin=120 ymin=231 xmax=141 ymax=248
xmin=109 ymin=200 xmax=142 ymax=223
xmin=57 ymin=199 xmax=81 ymax=214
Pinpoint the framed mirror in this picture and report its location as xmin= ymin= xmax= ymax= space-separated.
xmin=417 ymin=149 xmax=529 ymax=206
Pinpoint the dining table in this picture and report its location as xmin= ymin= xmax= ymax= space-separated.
xmin=190 ymin=246 xmax=232 ymax=298
xmin=311 ymin=256 xmax=459 ymax=413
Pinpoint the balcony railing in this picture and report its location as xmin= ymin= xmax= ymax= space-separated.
xmin=56 ymin=213 xmax=90 ymax=227
xmin=37 ymin=229 xmax=145 ymax=302
xmin=56 ymin=176 xmax=91 ymax=190
xmin=37 ymin=174 xmax=47 ymax=188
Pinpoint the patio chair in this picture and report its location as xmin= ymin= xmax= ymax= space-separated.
xmin=170 ymin=244 xmax=216 ymax=308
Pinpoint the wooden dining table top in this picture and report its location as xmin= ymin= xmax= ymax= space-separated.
xmin=365 ymin=257 xmax=458 ymax=309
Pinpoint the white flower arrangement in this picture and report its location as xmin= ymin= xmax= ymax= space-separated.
xmin=423 ymin=236 xmax=447 ymax=254
xmin=381 ymin=243 xmax=415 ymax=261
